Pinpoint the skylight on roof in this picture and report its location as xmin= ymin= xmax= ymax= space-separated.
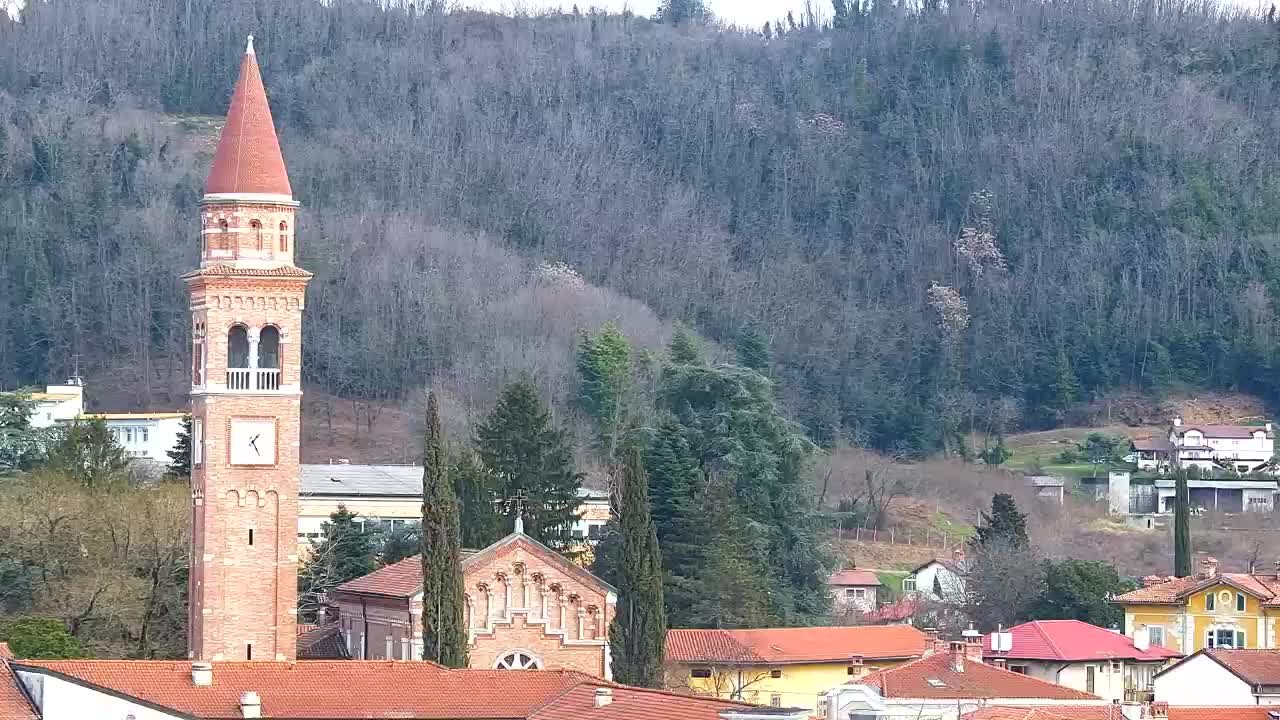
xmin=926 ymin=678 xmax=946 ymax=688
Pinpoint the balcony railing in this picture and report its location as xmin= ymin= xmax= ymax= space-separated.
xmin=226 ymin=368 xmax=281 ymax=391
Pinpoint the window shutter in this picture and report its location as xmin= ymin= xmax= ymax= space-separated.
xmin=1237 ymin=630 xmax=1246 ymax=648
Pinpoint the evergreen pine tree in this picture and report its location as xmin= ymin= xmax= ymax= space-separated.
xmin=298 ymin=505 xmax=377 ymax=621
xmin=668 ymin=323 xmax=704 ymax=365
xmin=165 ymin=415 xmax=192 ymax=478
xmin=643 ymin=419 xmax=703 ymax=623
xmin=476 ymin=381 xmax=583 ymax=552
xmin=419 ymin=392 xmax=468 ymax=667
xmin=1050 ymin=350 xmax=1080 ymax=410
xmin=973 ymin=493 xmax=1029 ymax=549
xmin=44 ymin=418 xmax=131 ymax=488
xmin=1174 ymin=470 xmax=1193 ymax=577
xmin=734 ymin=324 xmax=771 ymax=373
xmin=576 ymin=321 xmax=633 ymax=448
xmin=609 ymin=446 xmax=666 ymax=687
xmin=451 ymin=447 xmax=502 ymax=550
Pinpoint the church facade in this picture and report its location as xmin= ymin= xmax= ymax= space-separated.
xmin=329 ymin=531 xmax=616 ymax=678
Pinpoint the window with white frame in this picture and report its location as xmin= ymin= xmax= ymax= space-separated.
xmin=1205 ymin=593 xmax=1216 ymax=611
xmin=1207 ymin=627 xmax=1245 ymax=649
xmin=1237 ymin=593 xmax=1247 ymax=612
xmin=1147 ymin=625 xmax=1165 ymax=648
xmin=903 ymin=577 xmax=917 ymax=593
xmin=193 ymin=419 xmax=204 ymax=466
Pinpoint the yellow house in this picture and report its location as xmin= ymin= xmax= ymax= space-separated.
xmin=665 ymin=625 xmax=928 ymax=714
xmin=1114 ymin=557 xmax=1280 ymax=654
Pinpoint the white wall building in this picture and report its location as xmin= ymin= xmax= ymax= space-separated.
xmin=906 ymin=551 xmax=967 ymax=604
xmin=1168 ymin=419 xmax=1275 ymax=475
xmin=88 ymin=413 xmax=186 ymax=461
xmin=23 ymin=384 xmax=85 ymax=429
xmin=1153 ymin=648 xmax=1280 ymax=706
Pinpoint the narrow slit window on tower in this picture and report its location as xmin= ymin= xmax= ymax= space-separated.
xmin=246 ymin=643 xmax=252 ymax=660
xmin=218 ymin=219 xmax=229 ymax=250
xmin=248 ymin=529 xmax=254 ymax=546
xmin=251 ymin=219 xmax=263 ymax=250
xmin=279 ymin=221 xmax=288 ymax=251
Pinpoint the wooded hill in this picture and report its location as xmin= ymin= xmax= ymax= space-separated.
xmin=4 ymin=0 xmax=1280 ymax=455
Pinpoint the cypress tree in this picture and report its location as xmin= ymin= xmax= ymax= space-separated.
xmin=1174 ymin=470 xmax=1193 ymax=577
xmin=476 ymin=381 xmax=583 ymax=552
xmin=608 ymin=445 xmax=666 ymax=687
xmin=974 ymin=493 xmax=1029 ymax=549
xmin=644 ymin=420 xmax=703 ymax=622
xmin=419 ymin=392 xmax=468 ymax=667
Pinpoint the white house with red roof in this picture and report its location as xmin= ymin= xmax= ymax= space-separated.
xmin=824 ymin=638 xmax=1111 ymax=720
xmin=981 ymin=620 xmax=1181 ymax=704
xmin=1152 ymin=648 xmax=1280 ymax=707
xmin=829 ymin=568 xmax=883 ymax=611
xmin=1166 ymin=418 xmax=1276 ymax=475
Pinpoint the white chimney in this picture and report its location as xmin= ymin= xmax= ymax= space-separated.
xmin=1134 ymin=627 xmax=1150 ymax=652
xmin=240 ymin=691 xmax=262 ymax=719
xmin=593 ymin=687 xmax=613 ymax=708
xmin=1173 ymin=417 xmax=1182 ymax=427
xmin=191 ymin=661 xmax=213 ymax=687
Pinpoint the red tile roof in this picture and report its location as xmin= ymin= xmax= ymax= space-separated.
xmin=862 ymin=597 xmax=920 ymax=624
xmin=295 ymin=624 xmax=349 ymax=660
xmin=1113 ymin=571 xmax=1280 ymax=606
xmin=1188 ymin=648 xmax=1280 ymax=685
xmin=184 ymin=264 xmax=313 ymax=278
xmin=206 ymin=40 xmax=292 ymax=197
xmin=856 ymin=651 xmax=1099 ymax=700
xmin=334 ymin=534 xmax=611 ymax=599
xmin=13 ymin=660 xmax=746 ymax=720
xmin=1166 ymin=708 xmax=1279 ymax=720
xmin=982 ymin=620 xmax=1180 ymax=662
xmin=0 ymin=652 xmax=36 ymax=720
xmin=829 ymin=569 xmax=882 ymax=586
xmin=666 ymin=625 xmax=927 ymax=665
xmin=964 ymin=707 xmax=1128 ymax=720
xmin=1175 ymin=424 xmax=1269 ymax=439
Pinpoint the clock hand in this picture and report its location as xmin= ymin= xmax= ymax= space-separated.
xmin=249 ymin=434 xmax=260 ymax=454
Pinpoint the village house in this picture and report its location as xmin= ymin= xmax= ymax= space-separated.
xmin=906 ymin=549 xmax=968 ymax=605
xmin=665 ymin=625 xmax=928 ymax=714
xmin=981 ymin=620 xmax=1181 ymax=703
xmin=1165 ymin=418 xmax=1275 ymax=475
xmin=1099 ymin=469 xmax=1276 ymax=516
xmin=1112 ymin=557 xmax=1280 ymax=654
xmin=825 ymin=636 xmax=1109 ymax=720
xmin=8 ymin=382 xmax=186 ymax=463
xmin=828 ymin=568 xmax=882 ymax=612
xmin=1152 ymin=648 xmax=1280 ymax=707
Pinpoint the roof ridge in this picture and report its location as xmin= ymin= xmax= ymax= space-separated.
xmin=1032 ymin=621 xmax=1066 ymax=660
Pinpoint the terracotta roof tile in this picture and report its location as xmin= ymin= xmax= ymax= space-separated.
xmin=1166 ymin=708 xmax=1279 ymax=720
xmin=981 ymin=620 xmax=1181 ymax=662
xmin=0 ymin=654 xmax=36 ymax=720
xmin=667 ymin=625 xmax=927 ymax=665
xmin=184 ymin=264 xmax=313 ymax=278
xmin=1113 ymin=571 xmax=1280 ymax=605
xmin=829 ymin=569 xmax=882 ymax=586
xmin=206 ymin=43 xmax=292 ymax=197
xmin=1198 ymin=648 xmax=1280 ymax=684
xmin=295 ymin=624 xmax=349 ymax=660
xmin=12 ymin=661 xmax=746 ymax=720
xmin=856 ymin=651 xmax=1099 ymax=700
xmin=964 ymin=707 xmax=1127 ymax=720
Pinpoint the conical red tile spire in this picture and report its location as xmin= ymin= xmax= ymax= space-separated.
xmin=206 ymin=35 xmax=292 ymax=198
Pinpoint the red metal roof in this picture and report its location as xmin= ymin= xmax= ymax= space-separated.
xmin=857 ymin=651 xmax=1099 ymax=700
xmin=981 ymin=620 xmax=1181 ymax=662
xmin=12 ymin=660 xmax=747 ymax=720
xmin=666 ymin=625 xmax=927 ymax=665
xmin=206 ymin=41 xmax=292 ymax=197
xmin=829 ymin=569 xmax=882 ymax=586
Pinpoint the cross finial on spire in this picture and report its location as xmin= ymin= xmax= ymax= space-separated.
xmin=246 ymin=34 xmax=255 ymax=55
xmin=510 ymin=489 xmax=528 ymax=535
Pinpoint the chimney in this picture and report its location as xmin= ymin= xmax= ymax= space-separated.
xmin=1202 ymin=556 xmax=1218 ymax=579
xmin=1173 ymin=417 xmax=1182 ymax=428
xmin=962 ymin=625 xmax=983 ymax=662
xmin=1149 ymin=702 xmax=1169 ymax=719
xmin=1267 ymin=422 xmax=1273 ymax=433
xmin=1133 ymin=627 xmax=1150 ymax=652
xmin=240 ymin=691 xmax=262 ymax=719
xmin=923 ymin=628 xmax=939 ymax=656
xmin=992 ymin=658 xmax=1007 ymax=669
xmin=848 ymin=655 xmax=864 ymax=678
xmin=191 ymin=661 xmax=213 ymax=687
xmin=949 ymin=641 xmax=966 ymax=673
xmin=593 ymin=688 xmax=613 ymax=708
xmin=952 ymin=545 xmax=966 ymax=564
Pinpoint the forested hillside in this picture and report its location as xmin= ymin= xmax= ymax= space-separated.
xmin=4 ymin=0 xmax=1280 ymax=454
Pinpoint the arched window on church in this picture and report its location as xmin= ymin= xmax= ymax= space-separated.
xmin=259 ymin=326 xmax=280 ymax=369
xmin=279 ymin=221 xmax=288 ymax=252
xmin=250 ymin=220 xmax=263 ymax=251
xmin=227 ymin=324 xmax=250 ymax=368
xmin=494 ymin=651 xmax=541 ymax=670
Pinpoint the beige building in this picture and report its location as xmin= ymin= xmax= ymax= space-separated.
xmin=299 ymin=463 xmax=611 ymax=551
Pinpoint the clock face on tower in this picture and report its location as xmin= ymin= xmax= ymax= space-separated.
xmin=229 ymin=418 xmax=277 ymax=465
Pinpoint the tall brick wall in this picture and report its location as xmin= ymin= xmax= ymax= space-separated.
xmin=188 ymin=198 xmax=309 ymax=662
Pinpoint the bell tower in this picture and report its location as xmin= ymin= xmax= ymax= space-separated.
xmin=186 ymin=35 xmax=310 ymax=661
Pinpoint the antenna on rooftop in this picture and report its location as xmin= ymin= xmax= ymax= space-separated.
xmin=67 ymin=354 xmax=84 ymax=387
